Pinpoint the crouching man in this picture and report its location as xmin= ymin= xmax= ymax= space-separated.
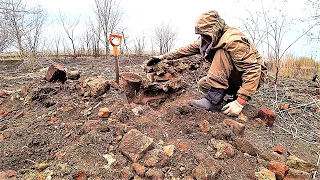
xmin=146 ymin=10 xmax=267 ymax=116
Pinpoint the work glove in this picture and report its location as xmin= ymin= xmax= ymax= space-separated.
xmin=222 ymin=99 xmax=244 ymax=116
xmin=145 ymin=55 xmax=164 ymax=66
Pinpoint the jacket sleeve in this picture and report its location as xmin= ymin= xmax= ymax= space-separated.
xmin=227 ymin=39 xmax=262 ymax=101
xmin=163 ymin=38 xmax=201 ymax=60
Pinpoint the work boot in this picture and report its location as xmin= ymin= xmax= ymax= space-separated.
xmin=190 ymin=87 xmax=225 ymax=111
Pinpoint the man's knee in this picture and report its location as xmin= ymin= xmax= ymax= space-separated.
xmin=198 ymin=77 xmax=210 ymax=94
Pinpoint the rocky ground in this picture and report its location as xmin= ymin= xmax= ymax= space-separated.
xmin=0 ymin=55 xmax=319 ymax=180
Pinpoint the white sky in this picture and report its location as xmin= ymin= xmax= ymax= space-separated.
xmin=31 ymin=0 xmax=319 ymax=59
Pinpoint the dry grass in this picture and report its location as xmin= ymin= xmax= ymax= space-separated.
xmin=266 ymin=54 xmax=320 ymax=81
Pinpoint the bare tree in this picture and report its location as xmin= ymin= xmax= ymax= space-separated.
xmin=90 ymin=22 xmax=102 ymax=57
xmin=0 ymin=18 xmax=13 ymax=52
xmin=0 ymin=0 xmax=47 ymax=56
xmin=24 ymin=5 xmax=47 ymax=55
xmin=154 ymin=22 xmax=177 ymax=54
xmin=133 ymin=33 xmax=146 ymax=55
xmin=94 ymin=0 xmax=123 ymax=57
xmin=239 ymin=0 xmax=317 ymax=83
xmin=59 ymin=11 xmax=80 ymax=57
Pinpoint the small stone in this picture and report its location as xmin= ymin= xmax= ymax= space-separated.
xmin=286 ymin=155 xmax=317 ymax=173
xmin=132 ymin=163 xmax=145 ymax=177
xmin=235 ymin=138 xmax=259 ymax=156
xmin=192 ymin=156 xmax=221 ymax=180
xmin=83 ymin=77 xmax=110 ymax=97
xmin=145 ymin=169 xmax=164 ymax=180
xmin=211 ymin=128 xmax=234 ymax=140
xmin=256 ymin=107 xmax=276 ymax=127
xmin=119 ymin=129 xmax=154 ymax=162
xmin=121 ymin=167 xmax=134 ymax=180
xmin=98 ymin=107 xmax=111 ymax=118
xmin=163 ymin=145 xmax=175 ymax=157
xmin=180 ymin=167 xmax=186 ymax=171
xmin=0 ymin=91 xmax=7 ymax=98
xmin=103 ymin=154 xmax=116 ymax=167
xmin=238 ymin=112 xmax=249 ymax=122
xmin=273 ymin=146 xmax=284 ymax=154
xmin=269 ymin=160 xmax=289 ymax=180
xmin=0 ymin=110 xmax=8 ymax=119
xmin=210 ymin=139 xmax=235 ymax=159
xmin=199 ymin=120 xmax=211 ymax=133
xmin=7 ymin=170 xmax=16 ymax=177
xmin=132 ymin=106 xmax=144 ymax=116
xmin=258 ymin=158 xmax=270 ymax=168
xmin=255 ymin=167 xmax=276 ymax=180
xmin=143 ymin=149 xmax=168 ymax=167
xmin=223 ymin=119 xmax=245 ymax=136
xmin=67 ymin=70 xmax=80 ymax=80
xmin=283 ymin=168 xmax=311 ymax=180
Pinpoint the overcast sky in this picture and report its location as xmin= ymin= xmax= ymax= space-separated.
xmin=31 ymin=0 xmax=319 ymax=59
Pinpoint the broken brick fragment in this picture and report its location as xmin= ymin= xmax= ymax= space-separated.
xmin=45 ymin=64 xmax=67 ymax=82
xmin=98 ymin=108 xmax=111 ymax=118
xmin=269 ymin=160 xmax=289 ymax=180
xmin=119 ymin=129 xmax=154 ymax=162
xmin=256 ymin=107 xmax=276 ymax=127
xmin=223 ymin=119 xmax=245 ymax=136
xmin=273 ymin=146 xmax=284 ymax=154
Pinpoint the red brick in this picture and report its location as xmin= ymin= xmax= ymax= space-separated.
xmin=223 ymin=119 xmax=245 ymax=136
xmin=45 ymin=64 xmax=67 ymax=82
xmin=0 ymin=91 xmax=7 ymax=98
xmin=132 ymin=163 xmax=145 ymax=177
xmin=0 ymin=110 xmax=8 ymax=119
xmin=177 ymin=143 xmax=190 ymax=149
xmin=119 ymin=129 xmax=154 ymax=162
xmin=256 ymin=107 xmax=276 ymax=127
xmin=98 ymin=108 xmax=111 ymax=118
xmin=269 ymin=160 xmax=289 ymax=180
xmin=7 ymin=170 xmax=16 ymax=177
xmin=273 ymin=146 xmax=284 ymax=154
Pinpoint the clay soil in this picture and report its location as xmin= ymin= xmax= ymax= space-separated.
xmin=0 ymin=56 xmax=319 ymax=180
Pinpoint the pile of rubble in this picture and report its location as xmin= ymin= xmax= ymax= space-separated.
xmin=143 ymin=57 xmax=202 ymax=92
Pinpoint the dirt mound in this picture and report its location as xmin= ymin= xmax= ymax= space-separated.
xmin=0 ymin=56 xmax=319 ymax=179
